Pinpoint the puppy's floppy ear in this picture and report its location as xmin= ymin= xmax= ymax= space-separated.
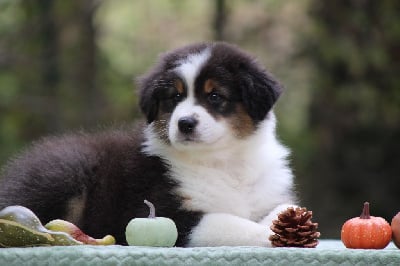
xmin=239 ymin=62 xmax=283 ymax=123
xmin=137 ymin=72 xmax=160 ymax=124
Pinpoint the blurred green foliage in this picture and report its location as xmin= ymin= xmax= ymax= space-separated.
xmin=0 ymin=0 xmax=399 ymax=238
xmin=298 ymin=0 xmax=400 ymax=237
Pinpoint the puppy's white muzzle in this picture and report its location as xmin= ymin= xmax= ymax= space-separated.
xmin=168 ymin=100 xmax=229 ymax=150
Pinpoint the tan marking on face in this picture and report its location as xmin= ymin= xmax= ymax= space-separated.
xmin=228 ymin=104 xmax=256 ymax=138
xmin=204 ymin=79 xmax=217 ymax=94
xmin=175 ymin=79 xmax=184 ymax=94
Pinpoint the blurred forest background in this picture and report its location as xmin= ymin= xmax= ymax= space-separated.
xmin=0 ymin=0 xmax=399 ymax=238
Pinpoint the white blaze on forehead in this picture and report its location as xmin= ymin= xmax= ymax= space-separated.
xmin=175 ymin=48 xmax=211 ymax=97
xmin=168 ymin=48 xmax=232 ymax=149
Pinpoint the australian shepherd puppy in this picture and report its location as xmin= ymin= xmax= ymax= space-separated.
xmin=0 ymin=42 xmax=296 ymax=247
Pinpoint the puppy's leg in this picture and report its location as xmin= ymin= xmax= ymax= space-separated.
xmin=188 ymin=204 xmax=297 ymax=247
xmin=187 ymin=213 xmax=271 ymax=247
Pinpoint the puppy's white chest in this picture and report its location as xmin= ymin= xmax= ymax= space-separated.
xmin=143 ymin=112 xmax=294 ymax=223
xmin=170 ymin=162 xmax=268 ymax=221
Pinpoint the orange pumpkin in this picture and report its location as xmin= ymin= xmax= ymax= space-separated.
xmin=391 ymin=212 xmax=400 ymax=248
xmin=341 ymin=202 xmax=392 ymax=249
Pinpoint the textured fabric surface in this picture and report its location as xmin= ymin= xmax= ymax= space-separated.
xmin=0 ymin=240 xmax=399 ymax=265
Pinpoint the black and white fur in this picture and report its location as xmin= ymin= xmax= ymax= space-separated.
xmin=0 ymin=42 xmax=296 ymax=247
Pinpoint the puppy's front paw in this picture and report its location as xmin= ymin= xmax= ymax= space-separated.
xmin=188 ymin=213 xmax=273 ymax=247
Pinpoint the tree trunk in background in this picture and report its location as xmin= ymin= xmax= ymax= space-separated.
xmin=19 ymin=0 xmax=61 ymax=137
xmin=15 ymin=0 xmax=101 ymax=139
xmin=300 ymin=0 xmax=400 ymax=238
xmin=213 ymin=0 xmax=227 ymax=41
xmin=57 ymin=0 xmax=102 ymax=128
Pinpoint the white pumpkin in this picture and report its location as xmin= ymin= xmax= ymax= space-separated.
xmin=125 ymin=200 xmax=178 ymax=247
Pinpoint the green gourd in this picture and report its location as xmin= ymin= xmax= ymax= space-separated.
xmin=125 ymin=200 xmax=178 ymax=247
xmin=0 ymin=205 xmax=82 ymax=247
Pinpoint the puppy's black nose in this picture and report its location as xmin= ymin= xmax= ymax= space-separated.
xmin=178 ymin=117 xmax=198 ymax=134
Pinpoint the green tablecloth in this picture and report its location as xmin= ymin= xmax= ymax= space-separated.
xmin=0 ymin=240 xmax=399 ymax=265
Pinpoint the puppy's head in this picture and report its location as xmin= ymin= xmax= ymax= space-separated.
xmin=138 ymin=42 xmax=282 ymax=150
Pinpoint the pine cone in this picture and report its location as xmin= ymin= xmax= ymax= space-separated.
xmin=269 ymin=207 xmax=320 ymax=248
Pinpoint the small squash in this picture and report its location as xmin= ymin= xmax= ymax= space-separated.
xmin=125 ymin=200 xmax=178 ymax=247
xmin=45 ymin=219 xmax=115 ymax=245
xmin=0 ymin=205 xmax=82 ymax=247
xmin=0 ymin=205 xmax=115 ymax=247
xmin=341 ymin=202 xmax=392 ymax=249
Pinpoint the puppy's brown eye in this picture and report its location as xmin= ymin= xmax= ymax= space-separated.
xmin=208 ymin=92 xmax=224 ymax=105
xmin=174 ymin=93 xmax=183 ymax=103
